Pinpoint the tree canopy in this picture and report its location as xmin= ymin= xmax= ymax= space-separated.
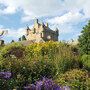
xmin=78 ymin=20 xmax=90 ymax=55
xmin=22 ymin=35 xmax=26 ymax=41
xmin=11 ymin=40 xmax=14 ymax=43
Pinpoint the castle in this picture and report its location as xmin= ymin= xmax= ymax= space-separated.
xmin=70 ymin=38 xmax=78 ymax=45
xmin=25 ymin=18 xmax=59 ymax=43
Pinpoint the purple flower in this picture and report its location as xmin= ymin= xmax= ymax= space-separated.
xmin=42 ymin=77 xmax=56 ymax=90
xmin=62 ymin=86 xmax=70 ymax=90
xmin=36 ymin=81 xmax=43 ymax=90
xmin=23 ymin=77 xmax=70 ymax=90
xmin=36 ymin=81 xmax=43 ymax=86
xmin=23 ymin=84 xmax=36 ymax=90
xmin=0 ymin=72 xmax=11 ymax=79
xmin=52 ymin=84 xmax=63 ymax=90
xmin=36 ymin=86 xmax=41 ymax=90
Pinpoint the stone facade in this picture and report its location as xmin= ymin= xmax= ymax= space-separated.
xmin=70 ymin=38 xmax=78 ymax=45
xmin=26 ymin=18 xmax=59 ymax=43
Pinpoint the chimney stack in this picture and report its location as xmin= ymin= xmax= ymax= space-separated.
xmin=46 ymin=23 xmax=48 ymax=27
xmin=35 ymin=18 xmax=38 ymax=24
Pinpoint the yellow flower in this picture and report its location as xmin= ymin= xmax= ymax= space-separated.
xmin=28 ymin=86 xmax=31 ymax=88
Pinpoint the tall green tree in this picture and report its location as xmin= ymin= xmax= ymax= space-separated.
xmin=22 ymin=35 xmax=26 ymax=41
xmin=78 ymin=20 xmax=90 ymax=55
xmin=11 ymin=40 xmax=14 ymax=43
xmin=19 ymin=37 xmax=21 ymax=41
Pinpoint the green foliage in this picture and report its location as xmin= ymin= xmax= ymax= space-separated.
xmin=71 ymin=45 xmax=79 ymax=54
xmin=54 ymin=42 xmax=80 ymax=74
xmin=78 ymin=20 xmax=90 ymax=55
xmin=0 ymin=41 xmax=88 ymax=89
xmin=18 ymin=37 xmax=21 ymax=41
xmin=22 ymin=35 xmax=26 ymax=41
xmin=25 ymin=40 xmax=59 ymax=59
xmin=0 ymin=78 xmax=21 ymax=89
xmin=11 ymin=40 xmax=15 ymax=43
xmin=82 ymin=54 xmax=90 ymax=71
xmin=0 ymin=55 xmax=56 ymax=87
xmin=0 ymin=43 xmax=26 ymax=59
xmin=55 ymin=69 xmax=90 ymax=90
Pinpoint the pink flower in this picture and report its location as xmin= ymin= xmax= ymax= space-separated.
xmin=33 ymin=61 xmax=36 ymax=64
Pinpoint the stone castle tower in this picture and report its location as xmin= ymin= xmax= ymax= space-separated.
xmin=26 ymin=18 xmax=59 ymax=43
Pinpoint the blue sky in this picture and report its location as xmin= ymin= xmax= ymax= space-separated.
xmin=0 ymin=0 xmax=90 ymax=43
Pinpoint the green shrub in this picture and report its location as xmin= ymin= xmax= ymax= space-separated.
xmin=71 ymin=45 xmax=79 ymax=55
xmin=82 ymin=54 xmax=90 ymax=71
xmin=54 ymin=43 xmax=80 ymax=74
xmin=25 ymin=40 xmax=59 ymax=59
xmin=1 ymin=55 xmax=56 ymax=86
xmin=55 ymin=69 xmax=90 ymax=90
xmin=0 ymin=78 xmax=21 ymax=89
xmin=0 ymin=43 xmax=26 ymax=59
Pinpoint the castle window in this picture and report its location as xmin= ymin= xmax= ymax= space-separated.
xmin=33 ymin=28 xmax=36 ymax=34
xmin=47 ymin=35 xmax=51 ymax=40
xmin=41 ymin=33 xmax=42 ymax=38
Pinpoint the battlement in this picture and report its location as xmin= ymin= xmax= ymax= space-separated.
xmin=26 ymin=18 xmax=59 ymax=42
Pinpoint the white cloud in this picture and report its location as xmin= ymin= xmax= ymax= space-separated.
xmin=6 ymin=28 xmax=25 ymax=39
xmin=50 ymin=23 xmax=75 ymax=35
xmin=0 ymin=0 xmax=90 ymax=43
xmin=0 ymin=26 xmax=25 ymax=39
xmin=46 ymin=11 xmax=85 ymax=35
xmin=0 ymin=0 xmax=90 ymax=22
xmin=47 ymin=12 xmax=85 ymax=25
xmin=0 ymin=24 xmax=34 ymax=39
xmin=0 ymin=0 xmax=63 ymax=20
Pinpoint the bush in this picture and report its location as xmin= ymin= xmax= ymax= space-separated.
xmin=25 ymin=40 xmax=59 ymax=59
xmin=55 ymin=69 xmax=90 ymax=90
xmin=0 ymin=72 xmax=70 ymax=90
xmin=23 ymin=77 xmax=70 ymax=90
xmin=54 ymin=42 xmax=80 ymax=74
xmin=0 ymin=55 xmax=56 ymax=87
xmin=0 ymin=41 xmax=86 ymax=89
xmin=71 ymin=45 xmax=79 ymax=55
xmin=0 ymin=43 xmax=26 ymax=59
xmin=82 ymin=54 xmax=90 ymax=71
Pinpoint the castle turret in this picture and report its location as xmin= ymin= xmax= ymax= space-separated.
xmin=35 ymin=18 xmax=38 ymax=24
xmin=70 ymin=38 xmax=74 ymax=43
xmin=41 ymin=22 xmax=44 ymax=26
xmin=41 ymin=22 xmax=44 ymax=29
xmin=34 ymin=18 xmax=39 ymax=29
xmin=55 ymin=27 xmax=59 ymax=36
xmin=26 ymin=26 xmax=30 ymax=36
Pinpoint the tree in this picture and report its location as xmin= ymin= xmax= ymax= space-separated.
xmin=78 ymin=20 xmax=90 ymax=55
xmin=22 ymin=35 xmax=26 ymax=41
xmin=11 ymin=40 xmax=14 ymax=43
xmin=19 ymin=37 xmax=21 ymax=41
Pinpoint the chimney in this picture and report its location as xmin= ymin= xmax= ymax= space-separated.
xmin=46 ymin=23 xmax=48 ymax=27
xmin=41 ymin=22 xmax=44 ymax=27
xmin=35 ymin=18 xmax=38 ymax=24
xmin=70 ymin=38 xmax=73 ymax=43
xmin=26 ymin=26 xmax=29 ymax=36
xmin=55 ymin=27 xmax=59 ymax=36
